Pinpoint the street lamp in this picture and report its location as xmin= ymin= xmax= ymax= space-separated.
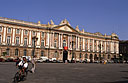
xmin=32 ymin=36 xmax=38 ymax=57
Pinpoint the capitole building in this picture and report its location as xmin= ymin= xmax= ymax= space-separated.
xmin=0 ymin=17 xmax=119 ymax=62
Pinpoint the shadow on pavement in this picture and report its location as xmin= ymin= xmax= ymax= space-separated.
xmin=104 ymin=80 xmax=128 ymax=83
xmin=104 ymin=71 xmax=128 ymax=83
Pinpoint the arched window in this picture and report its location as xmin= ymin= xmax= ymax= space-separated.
xmin=63 ymin=40 xmax=66 ymax=47
xmin=79 ymin=53 xmax=82 ymax=58
xmin=41 ymin=51 xmax=44 ymax=56
xmin=94 ymin=54 xmax=97 ymax=60
xmin=6 ymin=48 xmax=10 ymax=56
xmin=85 ymin=54 xmax=88 ymax=59
xmin=15 ymin=49 xmax=19 ymax=56
xmin=24 ymin=49 xmax=27 ymax=56
xmin=54 ymin=51 xmax=58 ymax=58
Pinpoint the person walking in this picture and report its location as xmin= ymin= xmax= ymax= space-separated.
xmin=31 ymin=56 xmax=36 ymax=73
xmin=63 ymin=47 xmax=68 ymax=63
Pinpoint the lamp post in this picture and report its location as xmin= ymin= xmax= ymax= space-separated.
xmin=32 ymin=36 xmax=38 ymax=57
xmin=98 ymin=44 xmax=102 ymax=63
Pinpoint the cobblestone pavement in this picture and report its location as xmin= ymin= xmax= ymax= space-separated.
xmin=0 ymin=62 xmax=128 ymax=83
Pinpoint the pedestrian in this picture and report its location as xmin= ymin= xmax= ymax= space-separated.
xmin=16 ymin=57 xmax=21 ymax=66
xmin=31 ymin=56 xmax=36 ymax=73
xmin=63 ymin=47 xmax=68 ymax=63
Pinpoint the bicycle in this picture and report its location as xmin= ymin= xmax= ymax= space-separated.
xmin=13 ymin=68 xmax=28 ymax=83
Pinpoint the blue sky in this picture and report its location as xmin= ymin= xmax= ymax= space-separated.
xmin=0 ymin=0 xmax=128 ymax=40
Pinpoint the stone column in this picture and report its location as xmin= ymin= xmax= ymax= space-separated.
xmin=28 ymin=31 xmax=31 ymax=47
xmin=88 ymin=39 xmax=90 ymax=52
xmin=3 ymin=26 xmax=6 ymax=45
xmin=92 ymin=39 xmax=94 ymax=52
xmin=36 ymin=31 xmax=40 ymax=48
xmin=12 ymin=28 xmax=15 ymax=45
xmin=20 ymin=29 xmax=24 ymax=46
xmin=83 ymin=38 xmax=85 ymax=51
xmin=104 ymin=41 xmax=106 ymax=53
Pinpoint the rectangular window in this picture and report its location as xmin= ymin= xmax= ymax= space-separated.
xmin=15 ymin=49 xmax=18 ymax=56
xmin=7 ymin=36 xmax=11 ymax=44
xmin=6 ymin=48 xmax=10 ymax=56
xmin=8 ymin=28 xmax=11 ymax=33
xmin=42 ymin=32 xmax=44 ymax=38
xmin=90 ymin=39 xmax=93 ymax=51
xmin=41 ymin=51 xmax=44 ymax=56
xmin=24 ymin=38 xmax=27 ymax=46
xmin=24 ymin=50 xmax=27 ymax=56
xmin=16 ymin=37 xmax=19 ymax=45
xmin=54 ymin=33 xmax=58 ymax=38
xmin=33 ymin=31 xmax=35 ymax=36
xmin=41 ymin=40 xmax=44 ymax=47
xmin=25 ymin=30 xmax=28 ymax=35
xmin=16 ymin=29 xmax=20 ymax=34
xmin=54 ymin=40 xmax=57 ymax=48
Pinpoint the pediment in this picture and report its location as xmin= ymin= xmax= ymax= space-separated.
xmin=54 ymin=25 xmax=78 ymax=33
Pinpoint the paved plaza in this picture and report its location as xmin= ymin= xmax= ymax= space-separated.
xmin=0 ymin=62 xmax=128 ymax=83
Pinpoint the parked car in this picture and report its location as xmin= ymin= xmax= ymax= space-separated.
xmin=5 ymin=58 xmax=14 ymax=62
xmin=0 ymin=58 xmax=5 ymax=62
xmin=37 ymin=56 xmax=49 ymax=63
xmin=49 ymin=58 xmax=57 ymax=63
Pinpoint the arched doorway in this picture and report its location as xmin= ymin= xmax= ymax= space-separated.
xmin=94 ymin=54 xmax=98 ymax=61
xmin=90 ymin=54 xmax=93 ymax=63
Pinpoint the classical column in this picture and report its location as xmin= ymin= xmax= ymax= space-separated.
xmin=76 ymin=36 xmax=77 ymax=50
xmin=20 ymin=29 xmax=24 ymax=46
xmin=59 ymin=33 xmax=60 ymax=49
xmin=88 ymin=39 xmax=90 ymax=52
xmin=104 ymin=41 xmax=107 ymax=53
xmin=116 ymin=42 xmax=119 ymax=54
xmin=92 ymin=39 xmax=94 ymax=52
xmin=83 ymin=38 xmax=85 ymax=51
xmin=61 ymin=34 xmax=63 ymax=48
xmin=28 ymin=31 xmax=31 ymax=47
xmin=36 ymin=31 xmax=40 ymax=48
xmin=110 ymin=41 xmax=114 ymax=53
xmin=46 ymin=32 xmax=49 ymax=47
xmin=12 ymin=28 xmax=15 ymax=45
xmin=78 ymin=37 xmax=79 ymax=50
xmin=3 ymin=26 xmax=6 ymax=45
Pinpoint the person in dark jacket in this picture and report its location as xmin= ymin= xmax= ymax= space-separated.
xmin=63 ymin=49 xmax=68 ymax=63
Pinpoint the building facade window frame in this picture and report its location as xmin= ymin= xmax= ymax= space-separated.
xmin=16 ymin=29 xmax=20 ymax=34
xmin=15 ymin=49 xmax=19 ymax=56
xmin=63 ymin=40 xmax=66 ymax=48
xmin=6 ymin=48 xmax=10 ymax=56
xmin=24 ymin=49 xmax=27 ymax=56
xmin=24 ymin=30 xmax=28 ymax=35
xmin=16 ymin=37 xmax=19 ymax=45
xmin=7 ymin=36 xmax=11 ymax=45
xmin=32 ymin=31 xmax=36 ymax=36
xmin=41 ymin=51 xmax=44 ymax=56
xmin=8 ymin=27 xmax=11 ymax=33
xmin=24 ymin=38 xmax=27 ymax=46
xmin=41 ymin=32 xmax=44 ymax=38
xmin=54 ymin=40 xmax=57 ymax=48
xmin=41 ymin=39 xmax=45 ymax=47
